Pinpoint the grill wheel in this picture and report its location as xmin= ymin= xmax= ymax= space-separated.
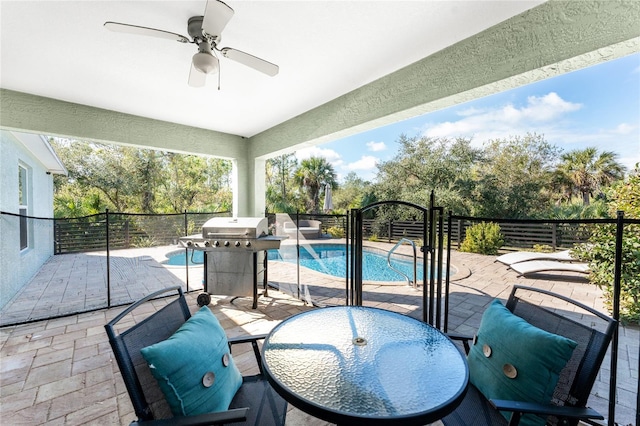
xmin=197 ymin=293 xmax=212 ymax=307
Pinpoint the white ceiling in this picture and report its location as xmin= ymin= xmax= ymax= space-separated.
xmin=0 ymin=1 xmax=545 ymax=138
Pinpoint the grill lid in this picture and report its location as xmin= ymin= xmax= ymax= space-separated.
xmin=202 ymin=217 xmax=268 ymax=239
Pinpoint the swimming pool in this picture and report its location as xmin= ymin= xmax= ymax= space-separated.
xmin=163 ymin=249 xmax=205 ymax=266
xmin=164 ymin=244 xmax=451 ymax=282
xmin=270 ymin=244 xmax=438 ymax=282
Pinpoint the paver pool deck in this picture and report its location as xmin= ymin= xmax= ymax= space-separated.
xmin=1 ymin=241 xmax=637 ymax=425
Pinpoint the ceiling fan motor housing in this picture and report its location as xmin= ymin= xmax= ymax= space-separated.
xmin=188 ymin=16 xmax=221 ymax=45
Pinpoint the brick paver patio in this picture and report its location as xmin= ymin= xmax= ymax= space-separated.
xmin=1 ymin=243 xmax=637 ymax=425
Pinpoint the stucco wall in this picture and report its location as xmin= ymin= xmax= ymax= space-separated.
xmin=0 ymin=131 xmax=55 ymax=308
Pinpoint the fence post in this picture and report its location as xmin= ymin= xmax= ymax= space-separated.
xmin=445 ymin=210 xmax=453 ymax=332
xmin=388 ymin=219 xmax=392 ymax=243
xmin=551 ymin=223 xmax=557 ymax=251
xmin=105 ymin=209 xmax=111 ymax=308
xmin=344 ymin=212 xmax=349 ymax=305
xmin=54 ymin=219 xmax=59 ymax=254
xmin=184 ymin=210 xmax=189 ymax=292
xmin=608 ymin=211 xmax=624 ymax=426
xmin=457 ymin=219 xmax=462 ymax=249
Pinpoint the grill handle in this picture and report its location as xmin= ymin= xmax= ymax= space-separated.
xmin=205 ymin=232 xmax=250 ymax=238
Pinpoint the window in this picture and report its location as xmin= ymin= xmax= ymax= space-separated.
xmin=18 ymin=165 xmax=28 ymax=250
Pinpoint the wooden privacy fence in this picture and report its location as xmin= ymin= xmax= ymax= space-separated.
xmin=54 ymin=211 xmax=229 ymax=254
xmin=447 ymin=218 xmax=592 ymax=251
xmin=266 ymin=213 xmax=592 ymax=251
xmin=359 ymin=217 xmax=592 ymax=251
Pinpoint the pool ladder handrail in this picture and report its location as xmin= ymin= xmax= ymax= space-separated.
xmin=386 ymin=238 xmax=418 ymax=289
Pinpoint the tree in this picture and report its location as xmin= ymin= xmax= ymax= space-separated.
xmin=134 ymin=149 xmax=164 ymax=213
xmin=471 ymin=133 xmax=560 ymax=218
xmin=51 ymin=140 xmax=140 ymax=212
xmin=50 ymin=139 xmax=233 ymax=216
xmin=374 ymin=136 xmax=481 ymax=215
xmin=332 ymin=172 xmax=373 ymax=213
xmin=294 ymin=157 xmax=337 ymax=213
xmin=556 ymin=147 xmax=625 ymax=205
xmin=265 ymin=154 xmax=300 ymax=213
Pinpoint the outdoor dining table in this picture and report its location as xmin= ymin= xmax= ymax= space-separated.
xmin=261 ymin=306 xmax=469 ymax=425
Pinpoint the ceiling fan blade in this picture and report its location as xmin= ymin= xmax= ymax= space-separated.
xmin=202 ymin=0 xmax=234 ymax=39
xmin=188 ymin=62 xmax=207 ymax=87
xmin=104 ymin=22 xmax=190 ymax=43
xmin=221 ymin=48 xmax=279 ymax=77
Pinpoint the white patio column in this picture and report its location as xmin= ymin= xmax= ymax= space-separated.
xmin=252 ymin=158 xmax=266 ymax=217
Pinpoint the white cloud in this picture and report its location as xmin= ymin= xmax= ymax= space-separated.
xmin=521 ymin=92 xmax=582 ymax=121
xmin=346 ymin=155 xmax=378 ymax=171
xmin=614 ymin=123 xmax=636 ymax=134
xmin=423 ymin=92 xmax=583 ymax=145
xmin=366 ymin=141 xmax=386 ymax=152
xmin=456 ymin=106 xmax=485 ymax=117
xmin=295 ymin=146 xmax=342 ymax=163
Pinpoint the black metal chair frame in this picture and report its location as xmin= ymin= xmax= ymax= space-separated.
xmin=105 ymin=286 xmax=286 ymax=425
xmin=444 ymin=285 xmax=617 ymax=426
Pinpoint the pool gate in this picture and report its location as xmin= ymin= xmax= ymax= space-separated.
xmin=349 ymin=192 xmax=448 ymax=329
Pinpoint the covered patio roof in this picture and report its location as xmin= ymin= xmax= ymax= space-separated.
xmin=1 ymin=1 xmax=638 ymax=216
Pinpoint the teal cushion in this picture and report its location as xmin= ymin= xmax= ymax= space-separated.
xmin=468 ymin=299 xmax=577 ymax=426
xmin=140 ymin=306 xmax=243 ymax=416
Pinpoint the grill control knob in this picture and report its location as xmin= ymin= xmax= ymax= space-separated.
xmin=234 ymin=241 xmax=241 ymax=247
xmin=224 ymin=241 xmax=230 ymax=247
xmin=204 ymin=241 xmax=211 ymax=247
xmin=245 ymin=241 xmax=252 ymax=248
xmin=213 ymin=241 xmax=220 ymax=247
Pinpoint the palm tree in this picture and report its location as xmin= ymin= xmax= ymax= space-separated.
xmin=556 ymin=147 xmax=625 ymax=205
xmin=294 ymin=157 xmax=337 ymax=213
xmin=266 ymin=154 xmax=299 ymax=212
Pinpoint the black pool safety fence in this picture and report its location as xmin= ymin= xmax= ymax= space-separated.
xmin=2 ymin=207 xmax=637 ymax=326
xmin=1 ymin=205 xmax=638 ymax=425
xmin=0 ymin=210 xmax=230 ymax=327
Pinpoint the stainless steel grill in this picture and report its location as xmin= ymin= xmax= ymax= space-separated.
xmin=183 ymin=217 xmax=283 ymax=251
xmin=179 ymin=217 xmax=284 ymax=308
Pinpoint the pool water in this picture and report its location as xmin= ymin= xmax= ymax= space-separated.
xmin=269 ymin=244 xmax=428 ymax=282
xmin=163 ymin=250 xmax=205 ymax=266
xmin=164 ymin=244 xmax=446 ymax=282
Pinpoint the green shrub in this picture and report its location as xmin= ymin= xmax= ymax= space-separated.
xmin=573 ymin=224 xmax=639 ymax=323
xmin=460 ymin=222 xmax=504 ymax=255
xmin=368 ymin=234 xmax=380 ymax=242
xmin=572 ymin=165 xmax=640 ymax=323
xmin=131 ymin=236 xmax=158 ymax=248
xmin=326 ymin=226 xmax=345 ymax=238
xmin=532 ymin=244 xmax=554 ymax=253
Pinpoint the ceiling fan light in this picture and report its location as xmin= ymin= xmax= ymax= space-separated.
xmin=192 ymin=52 xmax=219 ymax=74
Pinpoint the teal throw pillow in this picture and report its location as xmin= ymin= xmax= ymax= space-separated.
xmin=140 ymin=306 xmax=242 ymax=416
xmin=468 ymin=299 xmax=577 ymax=426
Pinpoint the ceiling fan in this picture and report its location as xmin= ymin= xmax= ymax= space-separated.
xmin=104 ymin=0 xmax=279 ymax=88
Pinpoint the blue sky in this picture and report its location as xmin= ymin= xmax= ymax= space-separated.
xmin=296 ymin=53 xmax=640 ymax=183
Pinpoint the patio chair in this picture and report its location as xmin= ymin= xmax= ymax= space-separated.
xmin=509 ymin=260 xmax=590 ymax=278
xmin=442 ymin=285 xmax=616 ymax=426
xmin=105 ymin=286 xmax=287 ymax=426
xmin=495 ymin=250 xmax=574 ymax=266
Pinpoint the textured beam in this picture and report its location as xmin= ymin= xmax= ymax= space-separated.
xmin=0 ymin=89 xmax=246 ymax=159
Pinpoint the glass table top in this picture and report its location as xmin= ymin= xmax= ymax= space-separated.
xmin=262 ymin=306 xmax=468 ymax=425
